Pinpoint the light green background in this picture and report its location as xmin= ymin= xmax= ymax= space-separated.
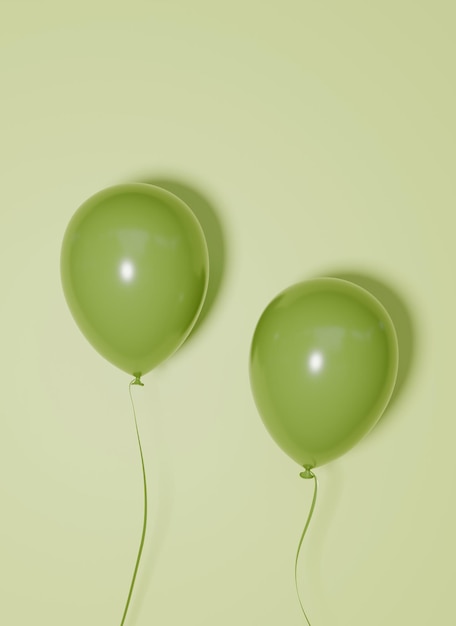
xmin=0 ymin=1 xmax=454 ymax=624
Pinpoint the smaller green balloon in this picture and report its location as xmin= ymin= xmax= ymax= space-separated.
xmin=249 ymin=278 xmax=398 ymax=469
xmin=61 ymin=184 xmax=209 ymax=378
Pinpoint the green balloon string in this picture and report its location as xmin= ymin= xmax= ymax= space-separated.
xmin=294 ymin=470 xmax=318 ymax=625
xmin=120 ymin=377 xmax=148 ymax=626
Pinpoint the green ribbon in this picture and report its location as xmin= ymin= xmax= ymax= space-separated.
xmin=295 ymin=470 xmax=318 ymax=625
xmin=120 ymin=377 xmax=148 ymax=626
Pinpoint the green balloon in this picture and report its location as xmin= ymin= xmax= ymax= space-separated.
xmin=249 ymin=278 xmax=398 ymax=470
xmin=61 ymin=184 xmax=209 ymax=378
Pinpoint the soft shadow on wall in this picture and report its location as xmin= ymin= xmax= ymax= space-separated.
xmin=141 ymin=177 xmax=227 ymax=347
xmin=325 ymin=269 xmax=415 ymax=428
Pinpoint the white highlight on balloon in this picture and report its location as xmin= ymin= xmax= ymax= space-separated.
xmin=308 ymin=350 xmax=324 ymax=373
xmin=120 ymin=259 xmax=135 ymax=282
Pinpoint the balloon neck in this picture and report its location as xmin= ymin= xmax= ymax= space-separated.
xmin=131 ymin=374 xmax=144 ymax=387
xmin=300 ymin=467 xmax=315 ymax=480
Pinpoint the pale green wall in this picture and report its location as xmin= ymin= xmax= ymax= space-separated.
xmin=0 ymin=2 xmax=454 ymax=624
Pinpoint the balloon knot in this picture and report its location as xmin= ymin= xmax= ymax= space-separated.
xmin=131 ymin=375 xmax=144 ymax=386
xmin=300 ymin=468 xmax=315 ymax=480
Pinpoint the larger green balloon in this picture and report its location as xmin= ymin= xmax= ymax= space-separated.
xmin=249 ymin=278 xmax=398 ymax=469
xmin=61 ymin=184 xmax=208 ymax=378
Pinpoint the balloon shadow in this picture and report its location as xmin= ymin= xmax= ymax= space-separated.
xmin=321 ymin=270 xmax=415 ymax=427
xmin=140 ymin=177 xmax=227 ymax=346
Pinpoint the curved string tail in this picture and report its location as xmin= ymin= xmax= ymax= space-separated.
xmin=120 ymin=378 xmax=148 ymax=626
xmin=294 ymin=469 xmax=318 ymax=625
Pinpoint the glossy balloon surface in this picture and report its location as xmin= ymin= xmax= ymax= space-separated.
xmin=61 ymin=184 xmax=208 ymax=377
xmin=249 ymin=278 xmax=398 ymax=469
